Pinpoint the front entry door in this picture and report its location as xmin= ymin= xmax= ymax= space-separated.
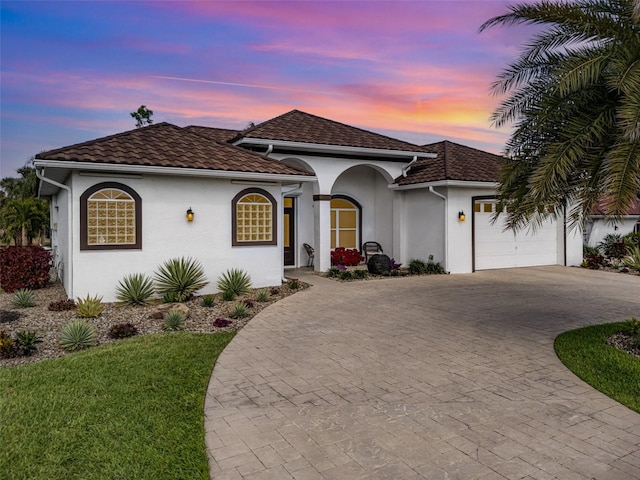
xmin=284 ymin=197 xmax=295 ymax=266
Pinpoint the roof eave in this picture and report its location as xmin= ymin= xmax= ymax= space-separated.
xmin=234 ymin=137 xmax=436 ymax=160
xmin=390 ymin=179 xmax=499 ymax=190
xmin=33 ymin=159 xmax=316 ymax=184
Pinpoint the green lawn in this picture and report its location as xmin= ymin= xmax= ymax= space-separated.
xmin=555 ymin=323 xmax=640 ymax=414
xmin=0 ymin=332 xmax=234 ymax=480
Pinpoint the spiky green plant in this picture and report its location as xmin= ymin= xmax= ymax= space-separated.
xmin=217 ymin=268 xmax=252 ymax=297
xmin=154 ymin=257 xmax=209 ymax=302
xmin=76 ymin=294 xmax=104 ymax=318
xmin=408 ymin=259 xmax=427 ymax=275
xmin=116 ymin=273 xmax=155 ymax=306
xmin=256 ymin=289 xmax=270 ymax=302
xmin=163 ymin=309 xmax=186 ymax=331
xmin=200 ymin=295 xmax=215 ymax=308
xmin=59 ymin=319 xmax=97 ymax=351
xmin=13 ymin=289 xmax=35 ymax=308
xmin=229 ymin=302 xmax=248 ymax=319
xmin=623 ymin=246 xmax=640 ymax=271
xmin=15 ymin=330 xmax=42 ymax=356
xmin=220 ymin=290 xmax=235 ymax=301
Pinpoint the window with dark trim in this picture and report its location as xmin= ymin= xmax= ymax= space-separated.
xmin=232 ymin=188 xmax=277 ymax=246
xmin=80 ymin=182 xmax=142 ymax=250
xmin=330 ymin=195 xmax=362 ymax=250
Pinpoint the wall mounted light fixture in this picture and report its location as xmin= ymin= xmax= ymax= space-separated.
xmin=186 ymin=207 xmax=194 ymax=222
xmin=458 ymin=211 xmax=466 ymax=222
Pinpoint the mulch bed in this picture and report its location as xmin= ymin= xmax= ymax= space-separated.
xmin=0 ymin=279 xmax=307 ymax=367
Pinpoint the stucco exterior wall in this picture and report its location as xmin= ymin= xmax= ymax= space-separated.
xmin=586 ymin=217 xmax=639 ymax=247
xmin=69 ymin=172 xmax=284 ymax=302
xmin=402 ymin=188 xmax=445 ymax=267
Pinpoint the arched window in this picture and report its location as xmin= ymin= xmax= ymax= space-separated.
xmin=80 ymin=182 xmax=141 ymax=250
xmin=331 ymin=196 xmax=361 ymax=249
xmin=232 ymin=188 xmax=277 ymax=246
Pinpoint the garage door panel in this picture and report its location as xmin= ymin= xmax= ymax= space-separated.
xmin=474 ymin=200 xmax=558 ymax=271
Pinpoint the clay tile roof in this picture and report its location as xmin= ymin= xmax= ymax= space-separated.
xmin=184 ymin=125 xmax=239 ymax=143
xmin=592 ymin=197 xmax=640 ymax=215
xmin=241 ymin=109 xmax=423 ymax=152
xmin=35 ymin=122 xmax=311 ymax=176
xmin=396 ymin=140 xmax=504 ymax=185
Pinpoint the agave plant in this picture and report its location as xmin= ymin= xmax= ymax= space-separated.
xmin=256 ymin=289 xmax=270 ymax=302
xmin=229 ymin=302 xmax=248 ymax=319
xmin=217 ymin=268 xmax=252 ymax=297
xmin=13 ymin=289 xmax=35 ymax=308
xmin=15 ymin=330 xmax=42 ymax=356
xmin=154 ymin=257 xmax=209 ymax=302
xmin=59 ymin=319 xmax=97 ymax=351
xmin=163 ymin=309 xmax=185 ymax=331
xmin=623 ymin=246 xmax=640 ymax=271
xmin=200 ymin=294 xmax=215 ymax=308
xmin=116 ymin=273 xmax=155 ymax=306
xmin=76 ymin=294 xmax=104 ymax=318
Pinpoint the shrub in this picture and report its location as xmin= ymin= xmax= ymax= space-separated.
xmin=623 ymin=317 xmax=640 ymax=337
xmin=288 ymin=278 xmax=300 ymax=290
xmin=217 ymin=268 xmax=252 ymax=297
xmin=583 ymin=245 xmax=600 ymax=256
xmin=0 ymin=329 xmax=17 ymax=358
xmin=256 ymin=289 xmax=270 ymax=302
xmin=409 ymin=259 xmax=427 ymax=275
xmin=623 ymin=245 xmax=640 ymax=271
xmin=13 ymin=289 xmax=35 ymax=308
xmin=48 ymin=299 xmax=76 ymax=311
xmin=326 ymin=267 xmax=340 ymax=278
xmin=221 ymin=289 xmax=235 ymax=301
xmin=213 ymin=318 xmax=232 ymax=328
xmin=425 ymin=255 xmax=447 ymax=274
xmin=15 ymin=330 xmax=42 ymax=356
xmin=0 ymin=246 xmax=51 ymax=292
xmin=116 ymin=273 xmax=155 ymax=306
xmin=229 ymin=302 xmax=248 ymax=319
xmin=162 ymin=292 xmax=182 ymax=303
xmin=59 ymin=320 xmax=97 ymax=351
xmin=242 ymin=298 xmax=254 ymax=309
xmin=154 ymin=257 xmax=209 ymax=303
xmin=163 ymin=309 xmax=185 ymax=331
xmin=583 ymin=252 xmax=605 ymax=269
xmin=339 ymin=270 xmax=354 ymax=281
xmin=353 ymin=269 xmax=368 ymax=279
xmin=623 ymin=232 xmax=640 ymax=248
xmin=108 ymin=322 xmax=139 ymax=339
xmin=76 ymin=294 xmax=104 ymax=318
xmin=200 ymin=295 xmax=216 ymax=307
xmin=598 ymin=233 xmax=628 ymax=259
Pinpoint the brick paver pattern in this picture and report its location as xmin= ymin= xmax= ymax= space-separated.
xmin=204 ymin=266 xmax=640 ymax=480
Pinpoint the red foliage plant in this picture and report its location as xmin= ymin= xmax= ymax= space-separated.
xmin=331 ymin=248 xmax=363 ymax=266
xmin=0 ymin=246 xmax=52 ymax=292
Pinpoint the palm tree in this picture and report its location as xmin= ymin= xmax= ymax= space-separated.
xmin=480 ymin=0 xmax=640 ymax=230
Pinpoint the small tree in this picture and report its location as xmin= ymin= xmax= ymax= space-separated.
xmin=130 ymin=105 xmax=154 ymax=128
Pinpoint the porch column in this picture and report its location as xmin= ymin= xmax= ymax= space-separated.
xmin=392 ymin=190 xmax=405 ymax=264
xmin=313 ymin=194 xmax=332 ymax=272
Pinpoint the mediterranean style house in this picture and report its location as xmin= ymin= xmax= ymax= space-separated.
xmin=34 ymin=110 xmax=583 ymax=301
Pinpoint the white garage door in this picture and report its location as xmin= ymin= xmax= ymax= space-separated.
xmin=474 ymin=199 xmax=559 ymax=271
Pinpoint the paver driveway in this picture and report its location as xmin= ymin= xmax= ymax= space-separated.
xmin=205 ymin=266 xmax=640 ymax=480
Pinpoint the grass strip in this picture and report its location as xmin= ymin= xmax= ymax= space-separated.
xmin=0 ymin=332 xmax=234 ymax=480
xmin=555 ymin=323 xmax=640 ymax=414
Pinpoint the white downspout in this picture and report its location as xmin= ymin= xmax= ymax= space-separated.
xmin=428 ymin=186 xmax=448 ymax=270
xmin=36 ymin=167 xmax=73 ymax=298
xmin=265 ymin=144 xmax=274 ymax=157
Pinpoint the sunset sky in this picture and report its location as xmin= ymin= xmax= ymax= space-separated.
xmin=1 ymin=0 xmax=539 ymax=177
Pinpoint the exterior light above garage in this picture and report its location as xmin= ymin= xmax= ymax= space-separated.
xmin=186 ymin=207 xmax=194 ymax=222
xmin=458 ymin=211 xmax=466 ymax=222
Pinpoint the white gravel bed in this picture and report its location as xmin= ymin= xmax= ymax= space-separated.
xmin=0 ymin=280 xmax=307 ymax=367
